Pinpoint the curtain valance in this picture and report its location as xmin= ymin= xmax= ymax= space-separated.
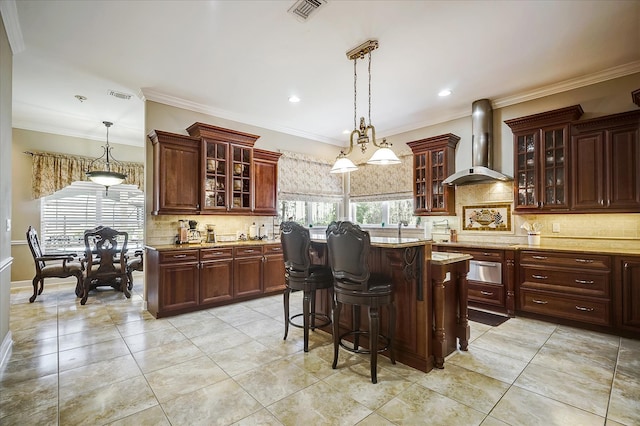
xmin=30 ymin=151 xmax=144 ymax=199
xmin=349 ymin=154 xmax=413 ymax=200
xmin=277 ymin=150 xmax=343 ymax=202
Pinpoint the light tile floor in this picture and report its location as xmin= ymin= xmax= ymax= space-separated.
xmin=2 ymin=277 xmax=639 ymax=426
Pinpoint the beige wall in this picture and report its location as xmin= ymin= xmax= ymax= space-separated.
xmin=10 ymin=129 xmax=144 ymax=281
xmin=1 ymin=14 xmax=13 ymax=363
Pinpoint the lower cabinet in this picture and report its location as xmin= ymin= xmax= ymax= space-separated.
xmin=200 ymin=248 xmax=233 ymax=306
xmin=147 ymin=243 xmax=285 ymax=318
xmin=233 ymin=246 xmax=263 ymax=298
xmin=614 ymin=255 xmax=640 ymax=334
xmin=518 ymin=250 xmax=612 ymax=327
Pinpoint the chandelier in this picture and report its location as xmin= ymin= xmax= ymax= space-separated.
xmin=86 ymin=121 xmax=127 ymax=193
xmin=330 ymin=40 xmax=401 ymax=173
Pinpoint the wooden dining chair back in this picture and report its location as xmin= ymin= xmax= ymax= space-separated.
xmin=81 ymin=226 xmax=130 ymax=305
xmin=26 ymin=226 xmax=84 ymax=303
xmin=326 ymin=221 xmax=396 ymax=383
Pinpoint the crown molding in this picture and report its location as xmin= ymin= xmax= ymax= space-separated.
xmin=141 ymin=89 xmax=343 ymax=146
xmin=0 ymin=0 xmax=24 ymax=53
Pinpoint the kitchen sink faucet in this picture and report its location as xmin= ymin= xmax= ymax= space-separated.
xmin=398 ymin=220 xmax=408 ymax=239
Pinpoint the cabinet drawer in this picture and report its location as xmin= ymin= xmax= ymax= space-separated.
xmin=520 ymin=289 xmax=611 ymax=326
xmin=469 ymin=282 xmax=504 ymax=306
xmin=464 ymin=249 xmax=504 ymax=263
xmin=234 ymin=246 xmax=262 ymax=257
xmin=159 ymin=250 xmax=199 ymax=263
xmin=201 ymin=248 xmax=233 ymax=260
xmin=521 ymin=267 xmax=610 ymax=297
xmin=263 ymin=244 xmax=283 ymax=255
xmin=520 ymin=251 xmax=610 ymax=270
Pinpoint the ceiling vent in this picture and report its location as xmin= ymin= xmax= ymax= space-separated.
xmin=107 ymin=90 xmax=132 ymax=100
xmin=288 ymin=0 xmax=326 ymax=21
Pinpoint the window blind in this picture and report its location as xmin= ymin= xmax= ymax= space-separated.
xmin=41 ymin=181 xmax=144 ymax=253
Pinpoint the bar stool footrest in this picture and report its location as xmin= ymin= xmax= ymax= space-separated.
xmin=338 ymin=330 xmax=390 ymax=354
xmin=289 ymin=313 xmax=331 ymax=330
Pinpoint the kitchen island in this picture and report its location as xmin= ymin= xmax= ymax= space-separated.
xmin=309 ymin=237 xmax=472 ymax=372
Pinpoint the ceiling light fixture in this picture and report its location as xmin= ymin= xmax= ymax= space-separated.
xmin=438 ymin=89 xmax=452 ymax=97
xmin=86 ymin=121 xmax=127 ymax=194
xmin=330 ymin=39 xmax=401 ymax=173
xmin=288 ymin=95 xmax=300 ymax=103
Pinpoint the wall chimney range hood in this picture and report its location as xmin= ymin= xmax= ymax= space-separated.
xmin=443 ymin=99 xmax=512 ymax=185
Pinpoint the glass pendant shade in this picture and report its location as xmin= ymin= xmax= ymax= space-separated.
xmin=87 ymin=170 xmax=126 ymax=186
xmin=330 ymin=155 xmax=358 ymax=173
xmin=367 ymin=146 xmax=401 ymax=165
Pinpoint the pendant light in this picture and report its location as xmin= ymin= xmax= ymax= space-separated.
xmin=330 ymin=40 xmax=401 ymax=174
xmin=86 ymin=121 xmax=127 ymax=194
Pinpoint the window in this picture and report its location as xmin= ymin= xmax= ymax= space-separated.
xmin=350 ymin=199 xmax=415 ymax=227
xmin=41 ymin=182 xmax=144 ymax=252
xmin=278 ymin=200 xmax=339 ymax=227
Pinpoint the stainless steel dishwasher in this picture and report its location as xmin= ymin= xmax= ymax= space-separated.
xmin=468 ymin=259 xmax=502 ymax=285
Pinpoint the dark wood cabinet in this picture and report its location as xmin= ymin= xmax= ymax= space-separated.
xmin=253 ymin=149 xmax=282 ymax=216
xmin=505 ymin=105 xmax=583 ymax=213
xmin=148 ymin=131 xmax=201 ymax=215
xmin=614 ymin=256 xmax=640 ymax=334
xmin=571 ymin=110 xmax=640 ymax=212
xmin=262 ymin=244 xmax=285 ymax=293
xmin=233 ymin=246 xmax=264 ymax=298
xmin=147 ymin=249 xmax=200 ymax=317
xmin=407 ymin=134 xmax=459 ymax=215
xmin=518 ymin=250 xmax=612 ymax=327
xmin=199 ymin=248 xmax=233 ymax=306
xmin=149 ymin=122 xmax=281 ymax=216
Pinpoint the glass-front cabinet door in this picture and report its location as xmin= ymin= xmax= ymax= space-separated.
xmin=202 ymin=139 xmax=229 ymax=211
xmin=515 ymin=131 xmax=537 ymax=209
xmin=229 ymin=144 xmax=252 ymax=212
xmin=542 ymin=126 xmax=568 ymax=209
xmin=414 ymin=153 xmax=427 ymax=213
xmin=430 ymin=149 xmax=446 ymax=212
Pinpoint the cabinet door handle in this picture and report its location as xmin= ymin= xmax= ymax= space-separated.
xmin=532 ymin=255 xmax=547 ymax=260
xmin=173 ymin=254 xmax=187 ymax=258
xmin=575 ymin=279 xmax=595 ymax=285
xmin=575 ymin=305 xmax=594 ymax=312
xmin=271 ymin=247 xmax=282 ymax=251
xmin=212 ymin=251 xmax=225 ymax=255
xmin=532 ymin=274 xmax=548 ymax=280
xmin=575 ymin=258 xmax=594 ymax=263
xmin=244 ymin=250 xmax=256 ymax=253
xmin=532 ymin=299 xmax=548 ymax=305
xmin=475 ymin=261 xmax=499 ymax=267
xmin=480 ymin=291 xmax=494 ymax=296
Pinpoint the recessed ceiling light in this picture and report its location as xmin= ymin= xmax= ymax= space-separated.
xmin=288 ymin=95 xmax=300 ymax=103
xmin=342 ymin=129 xmax=351 ymax=134
xmin=438 ymin=89 xmax=452 ymax=97
xmin=75 ymin=95 xmax=87 ymax=102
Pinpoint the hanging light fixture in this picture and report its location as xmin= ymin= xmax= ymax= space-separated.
xmin=330 ymin=39 xmax=401 ymax=174
xmin=86 ymin=121 xmax=127 ymax=193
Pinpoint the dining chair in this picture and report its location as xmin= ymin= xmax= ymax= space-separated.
xmin=26 ymin=226 xmax=84 ymax=303
xmin=81 ymin=226 xmax=130 ymax=305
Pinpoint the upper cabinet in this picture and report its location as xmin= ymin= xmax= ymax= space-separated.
xmin=571 ymin=110 xmax=640 ymax=212
xmin=407 ymin=134 xmax=459 ymax=215
xmin=505 ymin=105 xmax=583 ymax=213
xmin=148 ymin=122 xmax=281 ymax=216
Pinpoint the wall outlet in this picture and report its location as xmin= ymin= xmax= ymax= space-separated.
xmin=552 ymin=222 xmax=560 ymax=233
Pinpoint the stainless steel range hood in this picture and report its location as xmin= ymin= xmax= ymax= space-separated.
xmin=443 ymin=99 xmax=512 ymax=185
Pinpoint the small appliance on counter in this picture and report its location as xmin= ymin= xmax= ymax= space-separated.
xmin=178 ymin=220 xmax=189 ymax=244
xmin=206 ymin=224 xmax=216 ymax=243
xmin=187 ymin=220 xmax=201 ymax=243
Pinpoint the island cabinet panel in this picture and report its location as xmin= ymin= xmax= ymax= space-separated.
xmin=148 ymin=131 xmax=201 ymax=215
xmin=518 ymin=250 xmax=612 ymax=327
xmin=233 ymin=246 xmax=263 ymax=297
xmin=199 ymin=248 xmax=233 ymax=306
xmin=614 ymin=256 xmax=640 ymax=334
xmin=571 ymin=110 xmax=640 ymax=212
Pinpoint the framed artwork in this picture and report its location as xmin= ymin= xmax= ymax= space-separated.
xmin=462 ymin=203 xmax=512 ymax=232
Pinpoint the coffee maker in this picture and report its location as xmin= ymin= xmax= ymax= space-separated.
xmin=177 ymin=220 xmax=189 ymax=244
xmin=187 ymin=220 xmax=201 ymax=243
xmin=206 ymin=224 xmax=216 ymax=243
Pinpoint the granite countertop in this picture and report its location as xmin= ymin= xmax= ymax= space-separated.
xmin=434 ymin=240 xmax=640 ymax=256
xmin=146 ymin=239 xmax=282 ymax=251
xmin=431 ymin=252 xmax=473 ymax=265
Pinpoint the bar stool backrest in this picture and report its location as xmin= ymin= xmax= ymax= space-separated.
xmin=326 ymin=221 xmax=371 ymax=291
xmin=280 ymin=221 xmax=312 ymax=279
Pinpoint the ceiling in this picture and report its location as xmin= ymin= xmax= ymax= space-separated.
xmin=5 ymin=0 xmax=640 ymax=149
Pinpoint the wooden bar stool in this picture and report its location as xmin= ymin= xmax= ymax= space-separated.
xmin=326 ymin=221 xmax=396 ymax=384
xmin=280 ymin=221 xmax=333 ymax=352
